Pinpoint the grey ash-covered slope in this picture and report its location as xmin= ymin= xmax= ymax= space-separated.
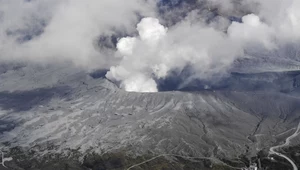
xmin=0 ymin=63 xmax=300 ymax=167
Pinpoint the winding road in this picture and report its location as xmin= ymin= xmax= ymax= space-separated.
xmin=126 ymin=154 xmax=241 ymax=170
xmin=1 ymin=151 xmax=13 ymax=169
xmin=269 ymin=121 xmax=300 ymax=170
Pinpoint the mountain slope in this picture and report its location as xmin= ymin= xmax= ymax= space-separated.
xmin=0 ymin=63 xmax=300 ymax=169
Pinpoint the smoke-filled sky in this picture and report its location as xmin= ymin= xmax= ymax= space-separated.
xmin=1 ymin=0 xmax=300 ymax=92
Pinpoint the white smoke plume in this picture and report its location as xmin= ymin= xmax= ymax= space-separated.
xmin=0 ymin=0 xmax=156 ymax=68
xmin=106 ymin=17 xmax=242 ymax=92
xmin=1 ymin=0 xmax=300 ymax=92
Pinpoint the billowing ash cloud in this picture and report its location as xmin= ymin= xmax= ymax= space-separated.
xmin=106 ymin=17 xmax=242 ymax=92
xmin=1 ymin=0 xmax=300 ymax=92
xmin=0 ymin=0 xmax=156 ymax=68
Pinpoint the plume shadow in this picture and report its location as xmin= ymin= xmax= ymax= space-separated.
xmin=0 ymin=86 xmax=72 ymax=112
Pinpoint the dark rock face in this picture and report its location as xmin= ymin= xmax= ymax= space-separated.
xmin=3 ymin=145 xmax=300 ymax=170
xmin=2 ymin=148 xmax=231 ymax=170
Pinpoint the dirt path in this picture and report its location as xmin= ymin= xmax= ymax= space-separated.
xmin=269 ymin=121 xmax=300 ymax=170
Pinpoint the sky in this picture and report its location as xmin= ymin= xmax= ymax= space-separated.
xmin=0 ymin=0 xmax=300 ymax=92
